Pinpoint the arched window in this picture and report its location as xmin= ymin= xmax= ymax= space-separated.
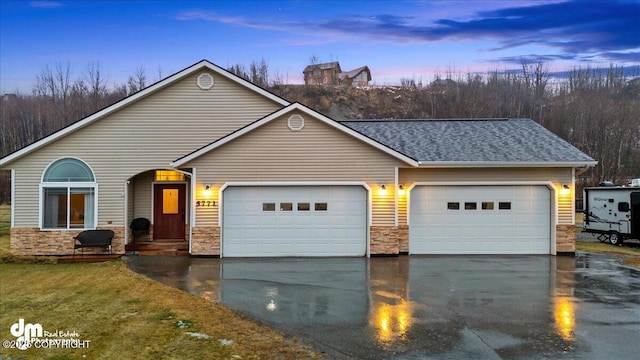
xmin=41 ymin=158 xmax=97 ymax=230
xmin=43 ymin=158 xmax=94 ymax=182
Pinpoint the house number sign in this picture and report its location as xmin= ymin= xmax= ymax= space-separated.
xmin=196 ymin=201 xmax=216 ymax=207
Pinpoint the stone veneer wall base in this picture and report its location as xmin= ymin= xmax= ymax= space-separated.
xmin=191 ymin=226 xmax=220 ymax=256
xmin=10 ymin=227 xmax=125 ymax=256
xmin=370 ymin=226 xmax=402 ymax=255
xmin=556 ymin=224 xmax=576 ymax=254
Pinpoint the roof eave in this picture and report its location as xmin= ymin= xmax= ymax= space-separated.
xmin=416 ymin=161 xmax=598 ymax=168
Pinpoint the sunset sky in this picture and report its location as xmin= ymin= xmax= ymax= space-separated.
xmin=1 ymin=0 xmax=638 ymax=93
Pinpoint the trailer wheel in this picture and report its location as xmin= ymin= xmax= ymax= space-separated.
xmin=609 ymin=232 xmax=623 ymax=246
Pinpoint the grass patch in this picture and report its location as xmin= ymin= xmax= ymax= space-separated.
xmin=0 ymin=261 xmax=322 ymax=359
xmin=576 ymin=241 xmax=640 ymax=268
xmin=0 ymin=204 xmax=9 ymax=236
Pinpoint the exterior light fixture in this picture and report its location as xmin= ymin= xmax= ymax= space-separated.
xmin=203 ymin=184 xmax=212 ymax=197
xmin=378 ymin=184 xmax=388 ymax=196
xmin=560 ymin=184 xmax=571 ymax=196
xmin=398 ymin=185 xmax=406 ymax=196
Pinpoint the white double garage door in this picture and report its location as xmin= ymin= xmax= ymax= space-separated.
xmin=222 ymin=185 xmax=551 ymax=257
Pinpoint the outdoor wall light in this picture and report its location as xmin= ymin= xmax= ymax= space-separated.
xmin=378 ymin=184 xmax=388 ymax=196
xmin=203 ymin=184 xmax=212 ymax=197
xmin=398 ymin=185 xmax=406 ymax=196
xmin=560 ymin=184 xmax=571 ymax=196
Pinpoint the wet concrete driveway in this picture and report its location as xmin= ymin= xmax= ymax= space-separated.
xmin=127 ymin=254 xmax=640 ymax=359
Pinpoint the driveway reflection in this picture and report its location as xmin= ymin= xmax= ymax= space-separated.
xmin=127 ymin=254 xmax=640 ymax=359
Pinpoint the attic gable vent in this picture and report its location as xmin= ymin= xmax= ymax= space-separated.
xmin=287 ymin=114 xmax=305 ymax=131
xmin=197 ymin=73 xmax=214 ymax=90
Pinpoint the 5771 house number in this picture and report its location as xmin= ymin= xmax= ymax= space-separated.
xmin=196 ymin=201 xmax=216 ymax=207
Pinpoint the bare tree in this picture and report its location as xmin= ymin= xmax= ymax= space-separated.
xmin=127 ymin=66 xmax=147 ymax=94
xmin=249 ymin=58 xmax=269 ymax=87
xmin=85 ymin=61 xmax=108 ymax=112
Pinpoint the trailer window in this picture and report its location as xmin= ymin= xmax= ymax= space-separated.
xmin=618 ymin=202 xmax=630 ymax=212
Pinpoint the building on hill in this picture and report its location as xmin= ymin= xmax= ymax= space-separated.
xmin=303 ymin=62 xmax=371 ymax=86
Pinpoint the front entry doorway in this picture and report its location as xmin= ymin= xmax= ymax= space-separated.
xmin=153 ymin=183 xmax=186 ymax=241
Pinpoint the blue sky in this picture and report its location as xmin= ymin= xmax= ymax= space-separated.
xmin=1 ymin=0 xmax=639 ymax=94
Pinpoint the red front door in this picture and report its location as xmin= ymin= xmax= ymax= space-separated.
xmin=153 ymin=184 xmax=186 ymax=240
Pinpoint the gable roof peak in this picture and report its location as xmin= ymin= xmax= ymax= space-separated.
xmin=0 ymin=59 xmax=290 ymax=167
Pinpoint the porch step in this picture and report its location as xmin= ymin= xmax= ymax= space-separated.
xmin=138 ymin=249 xmax=190 ymax=256
xmin=58 ymin=255 xmax=120 ymax=263
xmin=125 ymin=241 xmax=189 ymax=256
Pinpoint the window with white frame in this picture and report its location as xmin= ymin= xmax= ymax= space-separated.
xmin=41 ymin=158 xmax=97 ymax=230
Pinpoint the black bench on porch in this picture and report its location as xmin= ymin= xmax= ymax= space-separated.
xmin=73 ymin=229 xmax=114 ymax=257
xmin=130 ymin=218 xmax=151 ymax=242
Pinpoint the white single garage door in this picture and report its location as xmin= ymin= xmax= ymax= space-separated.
xmin=410 ymin=185 xmax=550 ymax=254
xmin=223 ymin=186 xmax=367 ymax=257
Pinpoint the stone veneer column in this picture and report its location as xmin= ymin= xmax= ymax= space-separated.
xmin=556 ymin=224 xmax=576 ymax=253
xmin=369 ymin=226 xmax=400 ymax=255
xmin=191 ymin=226 xmax=220 ymax=256
xmin=10 ymin=227 xmax=125 ymax=256
xmin=397 ymin=225 xmax=409 ymax=254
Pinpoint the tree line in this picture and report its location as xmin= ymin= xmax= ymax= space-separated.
xmin=1 ymin=60 xmax=639 ymax=203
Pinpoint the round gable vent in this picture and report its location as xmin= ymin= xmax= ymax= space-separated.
xmin=197 ymin=73 xmax=214 ymax=90
xmin=287 ymin=114 xmax=305 ymax=131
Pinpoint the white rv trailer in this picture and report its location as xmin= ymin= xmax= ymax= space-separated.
xmin=582 ymin=185 xmax=640 ymax=245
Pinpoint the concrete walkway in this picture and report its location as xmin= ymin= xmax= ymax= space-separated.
xmin=127 ymin=254 xmax=640 ymax=359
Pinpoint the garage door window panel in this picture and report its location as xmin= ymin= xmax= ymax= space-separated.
xmin=280 ymin=203 xmax=293 ymax=211
xmin=263 ymin=203 xmax=276 ymax=211
xmin=298 ymin=203 xmax=310 ymax=211
xmin=315 ymin=203 xmax=328 ymax=211
xmin=447 ymin=202 xmax=460 ymax=210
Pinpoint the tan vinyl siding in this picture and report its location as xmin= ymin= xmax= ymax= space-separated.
xmin=133 ymin=171 xmax=154 ymax=220
xmin=8 ymin=72 xmax=282 ymax=228
xmin=399 ymin=167 xmax=574 ymax=225
xmin=185 ymin=111 xmax=404 ymax=227
xmin=195 ymin=183 xmax=220 ymax=228
xmin=398 ymin=190 xmax=408 ymax=226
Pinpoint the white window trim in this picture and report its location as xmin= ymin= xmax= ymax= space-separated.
xmin=39 ymin=182 xmax=98 ymax=231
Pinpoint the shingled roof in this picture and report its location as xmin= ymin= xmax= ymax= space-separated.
xmin=340 ymin=118 xmax=595 ymax=165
